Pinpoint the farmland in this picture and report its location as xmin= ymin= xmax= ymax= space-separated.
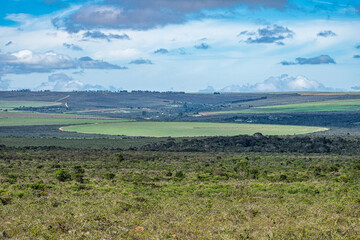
xmin=61 ymin=121 xmax=328 ymax=137
xmin=0 ymin=100 xmax=61 ymax=110
xmin=0 ymin=112 xmax=126 ymax=127
xmin=199 ymin=99 xmax=360 ymax=115
xmin=243 ymin=99 xmax=360 ymax=113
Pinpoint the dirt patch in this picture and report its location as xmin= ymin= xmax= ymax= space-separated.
xmin=55 ymin=95 xmax=70 ymax=102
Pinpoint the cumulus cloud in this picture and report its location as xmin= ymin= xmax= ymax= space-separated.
xmin=239 ymin=24 xmax=294 ymax=45
xmin=198 ymin=86 xmax=215 ymax=93
xmin=220 ymin=85 xmax=244 ymax=92
xmin=154 ymin=48 xmax=169 ymax=54
xmin=0 ymin=75 xmax=10 ymax=90
xmin=129 ymin=58 xmax=153 ymax=64
xmin=194 ymin=43 xmax=210 ymax=50
xmin=48 ymin=73 xmax=84 ymax=91
xmin=0 ymin=50 xmax=126 ymax=75
xmin=354 ymin=55 xmax=360 ymax=59
xmin=217 ymin=75 xmax=331 ymax=92
xmin=83 ymin=31 xmax=130 ymax=41
xmin=39 ymin=73 xmax=109 ymax=92
xmin=317 ymin=30 xmax=336 ymax=37
xmin=48 ymin=73 xmax=72 ymax=83
xmin=281 ymin=55 xmax=336 ymax=65
xmin=154 ymin=47 xmax=188 ymax=56
xmin=53 ymin=0 xmax=288 ymax=32
xmin=63 ymin=43 xmax=83 ymax=51
xmin=78 ymin=56 xmax=127 ymax=69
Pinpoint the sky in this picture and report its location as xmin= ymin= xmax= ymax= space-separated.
xmin=0 ymin=0 xmax=360 ymax=92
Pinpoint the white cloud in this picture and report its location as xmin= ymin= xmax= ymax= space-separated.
xmin=37 ymin=73 xmax=109 ymax=92
xmin=0 ymin=75 xmax=10 ymax=90
xmin=0 ymin=50 xmax=125 ymax=74
xmin=218 ymin=74 xmax=332 ymax=92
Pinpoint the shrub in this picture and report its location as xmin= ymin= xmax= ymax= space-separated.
xmin=6 ymin=175 xmax=17 ymax=184
xmin=51 ymin=164 xmax=61 ymax=169
xmin=73 ymin=166 xmax=85 ymax=174
xmin=115 ymin=153 xmax=125 ymax=162
xmin=73 ymin=173 xmax=84 ymax=183
xmin=55 ymin=170 xmax=71 ymax=182
xmin=280 ymin=174 xmax=288 ymax=181
xmin=28 ymin=182 xmax=47 ymax=190
xmin=104 ymin=173 xmax=116 ymax=180
xmin=175 ymin=171 xmax=185 ymax=178
xmin=0 ymin=196 xmax=12 ymax=205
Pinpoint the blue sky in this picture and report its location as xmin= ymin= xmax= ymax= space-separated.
xmin=0 ymin=0 xmax=360 ymax=92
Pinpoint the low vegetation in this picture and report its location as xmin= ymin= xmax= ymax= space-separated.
xmin=1 ymin=148 xmax=360 ymax=239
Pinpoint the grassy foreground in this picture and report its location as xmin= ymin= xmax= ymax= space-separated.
xmin=0 ymin=149 xmax=359 ymax=239
xmin=61 ymin=122 xmax=327 ymax=137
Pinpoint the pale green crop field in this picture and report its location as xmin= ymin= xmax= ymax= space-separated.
xmin=0 ymin=101 xmax=61 ymax=109
xmin=0 ymin=117 xmax=125 ymax=127
xmin=61 ymin=121 xmax=328 ymax=137
xmin=200 ymin=99 xmax=360 ymax=115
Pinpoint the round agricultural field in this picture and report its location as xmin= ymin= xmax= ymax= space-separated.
xmin=60 ymin=121 xmax=328 ymax=137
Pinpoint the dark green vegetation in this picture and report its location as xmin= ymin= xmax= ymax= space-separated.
xmin=1 ymin=147 xmax=360 ymax=239
xmin=140 ymin=134 xmax=360 ymax=154
xmin=2 ymin=134 xmax=360 ymax=155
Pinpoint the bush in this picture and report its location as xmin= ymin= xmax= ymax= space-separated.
xmin=175 ymin=171 xmax=185 ymax=179
xmin=280 ymin=174 xmax=288 ymax=181
xmin=73 ymin=173 xmax=84 ymax=183
xmin=73 ymin=166 xmax=85 ymax=174
xmin=55 ymin=170 xmax=71 ymax=182
xmin=28 ymin=182 xmax=47 ymax=190
xmin=115 ymin=153 xmax=125 ymax=162
xmin=104 ymin=173 xmax=116 ymax=180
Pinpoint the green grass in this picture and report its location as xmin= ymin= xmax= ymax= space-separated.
xmin=61 ymin=121 xmax=328 ymax=137
xmin=0 ymin=117 xmax=126 ymax=127
xmin=201 ymin=99 xmax=360 ymax=115
xmin=0 ymin=101 xmax=61 ymax=109
xmin=0 ymin=111 xmax=129 ymax=127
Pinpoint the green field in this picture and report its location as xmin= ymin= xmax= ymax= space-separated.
xmin=0 ymin=101 xmax=61 ymax=109
xmin=0 ymin=118 xmax=127 ymax=127
xmin=61 ymin=121 xmax=328 ymax=137
xmin=201 ymin=99 xmax=360 ymax=115
xmin=0 ymin=111 xmax=129 ymax=127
